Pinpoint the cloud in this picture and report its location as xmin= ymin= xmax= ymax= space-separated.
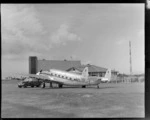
xmin=1 ymin=4 xmax=47 ymax=60
xmin=50 ymin=24 xmax=81 ymax=46
xmin=2 ymin=4 xmax=45 ymax=35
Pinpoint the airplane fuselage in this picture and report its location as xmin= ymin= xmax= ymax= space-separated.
xmin=40 ymin=69 xmax=101 ymax=86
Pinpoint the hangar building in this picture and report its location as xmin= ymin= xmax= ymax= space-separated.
xmin=29 ymin=56 xmax=118 ymax=80
xmin=29 ymin=56 xmax=81 ymax=74
xmin=67 ymin=64 xmax=118 ymax=80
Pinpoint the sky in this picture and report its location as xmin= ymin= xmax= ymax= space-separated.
xmin=1 ymin=4 xmax=144 ymax=78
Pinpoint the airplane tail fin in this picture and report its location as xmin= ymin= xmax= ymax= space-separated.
xmin=36 ymin=72 xmax=40 ymax=75
xmin=104 ymin=69 xmax=111 ymax=81
xmin=82 ymin=67 xmax=89 ymax=78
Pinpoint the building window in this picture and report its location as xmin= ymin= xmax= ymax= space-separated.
xmin=99 ymin=73 xmax=102 ymax=77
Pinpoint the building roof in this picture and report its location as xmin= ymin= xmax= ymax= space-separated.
xmin=37 ymin=60 xmax=81 ymax=72
xmin=67 ymin=64 xmax=117 ymax=73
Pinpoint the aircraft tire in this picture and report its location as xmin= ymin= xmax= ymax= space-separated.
xmin=59 ymin=84 xmax=63 ymax=88
xmin=82 ymin=85 xmax=86 ymax=88
xmin=31 ymin=85 xmax=34 ymax=88
xmin=18 ymin=86 xmax=22 ymax=88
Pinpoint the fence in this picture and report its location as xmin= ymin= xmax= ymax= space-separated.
xmin=110 ymin=76 xmax=144 ymax=83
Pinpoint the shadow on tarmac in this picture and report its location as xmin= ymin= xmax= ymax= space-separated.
xmin=25 ymin=86 xmax=118 ymax=90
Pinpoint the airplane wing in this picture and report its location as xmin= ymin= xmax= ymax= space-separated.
xmin=18 ymin=73 xmax=49 ymax=80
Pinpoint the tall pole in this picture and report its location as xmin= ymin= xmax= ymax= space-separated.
xmin=129 ymin=41 xmax=132 ymax=83
xmin=129 ymin=41 xmax=132 ymax=75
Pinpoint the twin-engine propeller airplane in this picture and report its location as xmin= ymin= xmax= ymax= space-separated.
xmin=21 ymin=67 xmax=111 ymax=89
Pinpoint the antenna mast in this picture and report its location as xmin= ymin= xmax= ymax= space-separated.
xmin=129 ymin=41 xmax=132 ymax=75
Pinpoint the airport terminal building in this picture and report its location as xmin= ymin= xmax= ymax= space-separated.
xmin=29 ymin=56 xmax=118 ymax=80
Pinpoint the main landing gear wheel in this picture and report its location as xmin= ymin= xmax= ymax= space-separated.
xmin=58 ymin=84 xmax=63 ymax=88
xmin=41 ymin=82 xmax=45 ymax=88
xmin=97 ymin=85 xmax=100 ymax=89
xmin=82 ymin=85 xmax=86 ymax=88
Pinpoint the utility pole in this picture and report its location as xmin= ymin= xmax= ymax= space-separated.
xmin=129 ymin=41 xmax=132 ymax=83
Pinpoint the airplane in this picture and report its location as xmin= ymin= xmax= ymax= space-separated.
xmin=22 ymin=67 xmax=111 ymax=89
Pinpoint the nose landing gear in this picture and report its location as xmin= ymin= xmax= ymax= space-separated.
xmin=82 ymin=85 xmax=86 ymax=88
